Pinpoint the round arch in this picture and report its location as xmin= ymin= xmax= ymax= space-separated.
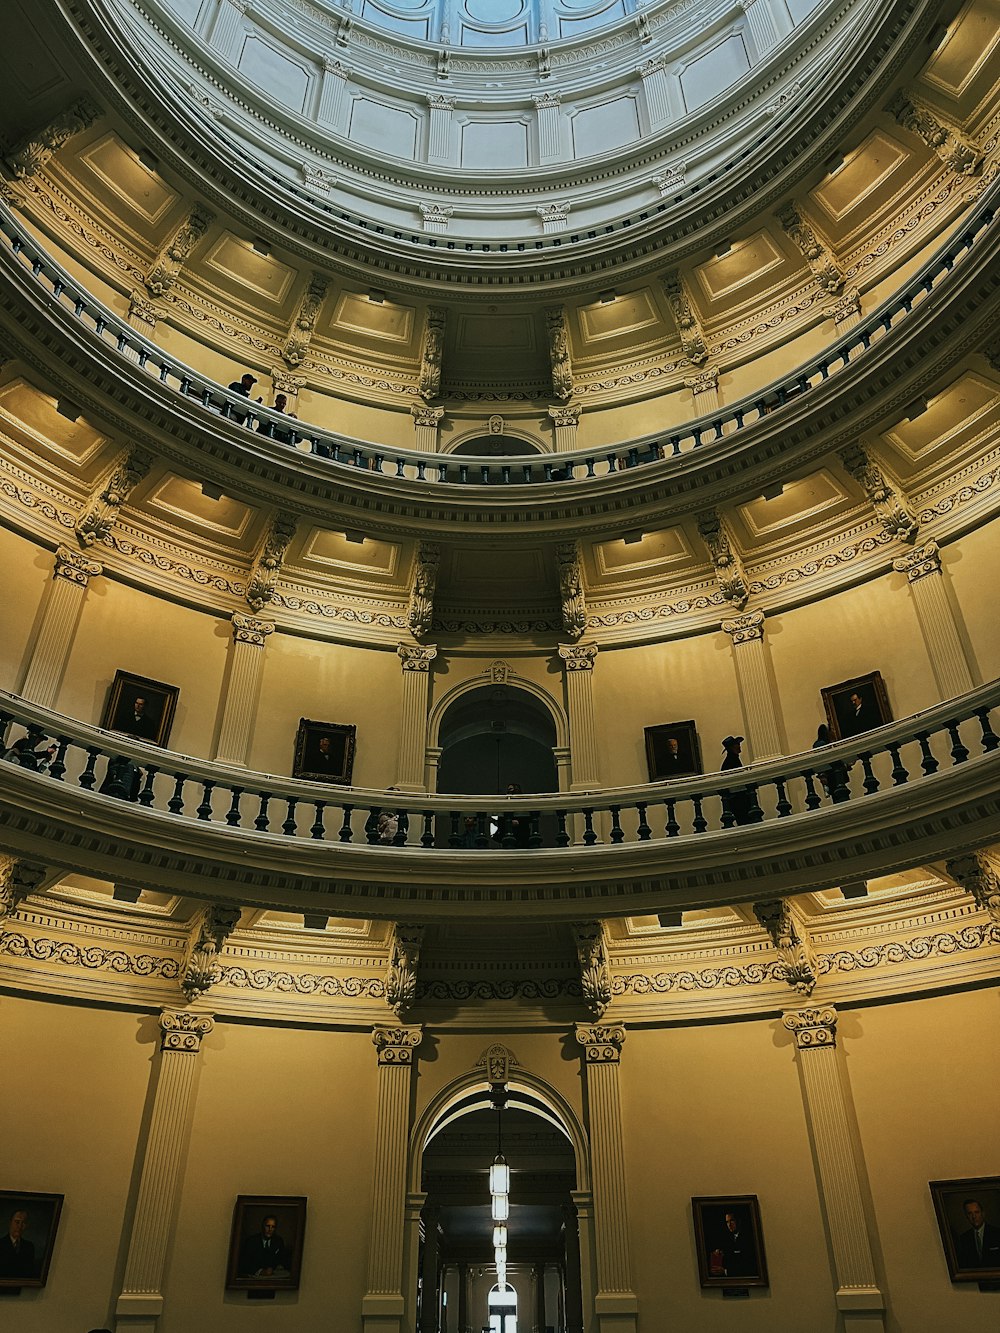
xmin=428 ymin=671 xmax=569 ymax=752
xmin=444 ymin=427 xmax=545 ymax=457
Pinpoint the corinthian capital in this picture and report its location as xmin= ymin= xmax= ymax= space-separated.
xmin=397 ymin=643 xmax=438 ymax=672
xmin=891 ymin=540 xmax=941 ymax=583
xmin=558 ymin=642 xmax=597 ymax=672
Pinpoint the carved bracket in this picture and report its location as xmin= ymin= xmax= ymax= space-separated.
xmin=572 ymin=921 xmax=612 ymax=1018
xmin=386 ymin=923 xmax=425 ymax=1018
xmin=754 ymin=899 xmax=818 ymax=996
xmin=180 ymin=904 xmax=241 ymax=1001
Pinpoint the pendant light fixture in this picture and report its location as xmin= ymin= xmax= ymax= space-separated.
xmin=490 ymin=1087 xmax=510 ymax=1288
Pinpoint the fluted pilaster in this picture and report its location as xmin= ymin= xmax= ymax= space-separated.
xmin=892 ymin=542 xmax=975 ymax=700
xmin=214 ymin=614 xmax=274 ymax=766
xmin=396 ymin=644 xmax=437 ymax=790
xmin=721 ymin=610 xmax=783 ymax=760
xmin=559 ymin=643 xmax=600 ymax=788
xmin=20 ymin=545 xmax=102 ymax=708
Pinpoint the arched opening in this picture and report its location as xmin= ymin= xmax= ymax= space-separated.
xmin=451 ymin=435 xmax=542 ymax=457
xmin=488 ymin=1282 xmax=517 ymax=1332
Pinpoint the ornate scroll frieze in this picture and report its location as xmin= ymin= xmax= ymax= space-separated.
xmin=372 ymin=1024 xmax=422 ymax=1064
xmin=558 ymin=642 xmax=597 ymax=672
xmin=476 ymin=1042 xmax=520 ymax=1085
xmin=54 ymin=543 xmax=102 ymax=586
xmin=947 ymin=852 xmax=1000 ymax=925
xmin=407 ymin=541 xmax=440 ymax=640
xmin=75 ymin=446 xmax=152 ymax=548
xmin=891 ymin=539 xmax=941 ymax=582
xmin=782 ymin=1005 xmax=837 ymax=1049
xmin=556 ymin=541 xmax=587 ymax=641
xmin=180 ymin=904 xmax=241 ymax=1001
xmin=282 ymin=272 xmax=329 ymax=367
xmin=0 ymin=857 xmax=45 ymax=923
xmin=753 ymin=899 xmax=818 ymax=996
xmin=888 ymin=91 xmax=983 ymax=176
xmin=4 ymin=98 xmax=101 ymax=179
xmin=546 ymin=307 xmax=574 ymax=400
xmin=839 ymin=443 xmax=919 ymax=542
xmin=145 ymin=205 xmax=214 ymax=298
xmin=721 ymin=608 xmax=764 ymax=643
xmin=573 ymin=922 xmax=612 ymax=1019
xmin=575 ymin=1022 xmax=626 ymax=1062
xmin=159 ymin=1008 xmax=215 ymax=1053
xmin=246 ymin=512 xmax=297 ymax=613
xmin=386 ymin=923 xmax=425 ymax=1018
xmin=231 ymin=612 xmax=274 ymax=646
xmin=662 ymin=270 xmax=708 ymax=366
xmin=778 ymin=202 xmax=845 ymax=295
xmin=397 ymin=642 xmax=438 ymax=671
xmin=418 ymin=307 xmax=446 ymax=401
xmin=696 ymin=510 xmax=749 ymax=610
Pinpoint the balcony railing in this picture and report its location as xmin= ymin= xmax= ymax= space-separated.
xmin=2 ymin=683 xmax=998 ymax=852
xmin=0 ymin=184 xmax=995 ymax=487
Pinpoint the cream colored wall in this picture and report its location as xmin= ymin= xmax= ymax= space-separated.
xmin=941 ymin=526 xmax=998 ymax=683
xmin=0 ymin=526 xmax=50 ymax=691
xmin=160 ymin=1021 xmax=376 ymax=1332
xmin=0 ymin=994 xmax=153 ymax=1332
xmin=622 ymin=1018 xmax=835 ymax=1331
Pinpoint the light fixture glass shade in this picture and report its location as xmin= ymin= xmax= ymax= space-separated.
xmin=493 ymin=1224 xmax=507 ymax=1248
xmin=489 ymin=1156 xmax=510 ymax=1194
xmin=491 ymin=1192 xmax=509 ymax=1221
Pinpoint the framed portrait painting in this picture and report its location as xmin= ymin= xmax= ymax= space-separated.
xmin=930 ymin=1177 xmax=1000 ymax=1281
xmin=692 ymin=1195 xmax=769 ymax=1289
xmin=821 ymin=671 xmax=892 ymax=741
xmin=644 ymin=721 xmax=702 ymax=782
xmin=292 ymin=719 xmax=356 ymax=785
xmin=100 ymin=670 xmax=179 ymax=747
xmin=0 ymin=1190 xmax=64 ymax=1289
xmin=226 ymin=1195 xmax=307 ymax=1292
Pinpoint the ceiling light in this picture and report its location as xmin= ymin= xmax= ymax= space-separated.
xmin=136 ymin=148 xmax=159 ymax=173
xmin=344 ymin=529 xmax=366 ymax=544
xmin=825 ymin=154 xmax=845 ymax=176
xmin=303 ymin=913 xmax=329 ymax=930
xmin=598 ymin=289 xmax=617 ymax=304
xmin=623 ymin=530 xmax=643 ymax=545
xmin=761 ymin=481 xmax=784 ymax=500
xmin=927 ymin=23 xmax=948 ymax=47
xmin=715 ymin=239 xmax=732 ymax=257
xmin=491 ymin=1192 xmax=509 ymax=1221
xmin=903 ymin=397 xmax=928 ymax=420
xmin=493 ymin=1224 xmax=507 ymax=1248
xmin=201 ymin=481 xmax=224 ymax=501
xmin=55 ymin=398 xmax=81 ymax=422
xmin=251 ymin=237 xmax=271 ymax=256
xmin=489 ymin=1156 xmax=510 ymax=1194
xmin=368 ymin=289 xmax=386 ymax=304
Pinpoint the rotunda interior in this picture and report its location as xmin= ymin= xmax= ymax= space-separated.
xmin=0 ymin=0 xmax=999 ymax=1330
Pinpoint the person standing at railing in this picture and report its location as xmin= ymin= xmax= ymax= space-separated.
xmin=377 ymin=788 xmax=401 ymax=845
xmin=226 ymin=371 xmax=262 ymax=425
xmin=812 ymin=724 xmax=851 ymax=800
xmin=256 ymin=392 xmax=297 ymax=442
xmin=720 ymin=735 xmax=753 ymax=826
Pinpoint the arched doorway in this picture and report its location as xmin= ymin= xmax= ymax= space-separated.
xmin=451 ymin=435 xmax=541 ymax=457
xmin=437 ymin=684 xmax=558 ymax=797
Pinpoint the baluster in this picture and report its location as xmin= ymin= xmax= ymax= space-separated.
xmin=421 ymin=811 xmax=435 ymax=848
xmin=197 ymin=781 xmax=216 ymax=820
xmin=944 ymin=720 xmax=969 ymax=764
xmin=282 ymin=798 xmax=298 ymax=836
xmin=609 ymin=806 xmax=624 ymax=843
xmin=887 ymin=743 xmax=909 ymax=785
xmin=829 ymin=763 xmax=852 ymax=804
xmin=338 ymin=804 xmax=354 ymax=842
xmin=501 ymin=465 xmax=511 ymax=485
xmin=311 ymin=801 xmax=326 ymax=839
xmin=585 ymin=457 xmax=596 ymax=478
xmin=719 ymin=789 xmax=736 ymax=829
xmin=105 ymin=755 xmax=128 ymax=800
xmin=745 ymin=783 xmax=764 ymax=823
xmin=500 ymin=812 xmax=516 ymax=850
xmin=255 ymin=792 xmax=271 ymax=832
xmin=475 ymin=813 xmax=489 ymax=849
xmin=79 ymin=747 xmax=100 ymax=790
xmin=395 ymin=457 xmax=406 ymax=478
xmin=691 ymin=796 xmax=707 ymax=834
xmin=528 ymin=811 xmax=542 ymax=849
xmin=223 ymin=787 xmax=243 ymax=827
xmin=975 ymin=707 xmax=1000 ymax=752
xmin=582 ymin=809 xmax=597 ymax=846
xmin=857 ymin=752 xmax=880 ymax=794
xmin=48 ymin=737 xmax=70 ymax=782
xmin=555 ymin=808 xmax=570 ymax=848
xmin=635 ymin=802 xmax=651 ymax=841
xmin=138 ymin=765 xmax=158 ymax=807
xmin=365 ymin=808 xmax=381 ymax=844
xmin=448 ymin=811 xmax=462 ymax=848
xmin=774 ymin=778 xmax=792 ymax=817
xmin=167 ymin=772 xmax=187 ymax=813
xmin=393 ymin=811 xmax=408 ymax=847
xmin=916 ymin=731 xmax=939 ymax=776
xmin=664 ymin=799 xmax=680 ymax=837
xmin=801 ymin=772 xmax=822 ymax=811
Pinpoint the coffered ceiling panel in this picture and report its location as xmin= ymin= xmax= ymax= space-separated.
xmin=736 ymin=470 xmax=848 ymax=541
xmin=694 ymin=230 xmax=790 ymax=308
xmin=328 ymin=293 xmax=416 ymax=345
xmin=576 ymin=291 xmax=661 ymax=348
xmin=440 ymin=544 xmax=549 ymax=590
xmin=590 ymin=528 xmax=690 ymax=582
xmin=298 ymin=527 xmax=402 ymax=581
xmin=144 ymin=474 xmax=259 ymax=543
xmin=879 ymin=372 xmax=1000 ymax=465
xmin=0 ymin=380 xmax=109 ymax=471
xmin=200 ymin=234 xmax=298 ymax=310
xmin=75 ymin=133 xmax=180 ymax=232
xmin=809 ymin=131 xmax=914 ymax=239
xmin=920 ymin=0 xmax=1000 ymax=118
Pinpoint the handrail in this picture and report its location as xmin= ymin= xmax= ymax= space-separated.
xmin=0 ymin=184 xmax=995 ymax=488
xmin=2 ymin=683 xmax=998 ymax=851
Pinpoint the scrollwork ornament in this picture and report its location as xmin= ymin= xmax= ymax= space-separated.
xmin=54 ymin=544 xmax=102 ymax=586
xmin=558 ymin=642 xmax=597 ymax=672
xmin=575 ymin=1022 xmax=626 ymax=1062
xmin=572 ymin=922 xmax=612 ymax=1018
xmin=181 ymin=904 xmax=241 ymax=1001
xmin=231 ymin=613 xmax=274 ymax=647
xmin=753 ymin=899 xmax=817 ymax=996
xmin=385 ymin=924 xmax=425 ymax=1018
xmin=782 ymin=1005 xmax=837 ymax=1049
xmin=159 ymin=1008 xmax=215 ymax=1053
xmin=372 ymin=1025 xmax=422 ymax=1064
xmin=892 ymin=540 xmax=941 ymax=582
xmin=5 ymin=98 xmax=101 ymax=179
xmin=398 ymin=642 xmax=438 ymax=672
xmin=0 ymin=857 xmax=45 ymax=923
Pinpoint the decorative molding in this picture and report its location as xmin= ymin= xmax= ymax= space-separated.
xmin=180 ymin=904 xmax=241 ymax=1000
xmin=407 ymin=541 xmax=440 ymax=640
xmin=282 ymin=272 xmax=329 ymax=367
xmin=754 ymin=899 xmax=818 ymax=995
xmin=546 ymin=306 xmax=574 ymax=401
xmin=722 ymin=608 xmax=764 ymax=644
xmin=839 ymin=443 xmax=919 ymax=542
xmin=662 ymin=270 xmax=708 ymax=366
xmin=556 ymin=540 xmax=587 ymax=642
xmin=54 ymin=543 xmax=102 ymax=586
xmin=891 ymin=539 xmax=942 ymax=583
xmin=888 ymin=90 xmax=983 ymax=176
xmin=696 ymin=510 xmax=749 ymax=609
xmin=947 ymin=852 xmax=1000 ymax=925
xmin=158 ymin=1008 xmax=215 ymax=1053
xmin=386 ymin=923 xmax=425 ymax=1018
xmin=0 ymin=930 xmax=181 ymax=978
xmin=145 ymin=205 xmax=214 ymax=298
xmin=218 ymin=964 xmax=386 ymax=996
xmin=487 ymin=659 xmax=511 ymax=683
xmin=419 ymin=977 xmax=580 ymax=1001
xmin=75 ymin=446 xmax=152 ymax=548
xmin=0 ymin=856 xmax=45 ymax=923
xmin=778 ymin=202 xmax=845 ymax=295
xmin=476 ymin=1042 xmax=520 ymax=1084
xmin=246 ymin=512 xmax=297 ymax=613
xmin=782 ymin=1004 xmax=837 ymax=1049
xmin=573 ymin=921 xmax=612 ymax=1019
xmin=397 ymin=642 xmax=438 ymax=672
xmin=574 ymin=1022 xmax=626 ymax=1062
xmin=4 ymin=98 xmax=101 ymax=179
xmin=558 ymin=642 xmax=597 ymax=672
xmin=418 ymin=307 xmax=446 ymax=402
xmin=372 ymin=1024 xmax=422 ymax=1064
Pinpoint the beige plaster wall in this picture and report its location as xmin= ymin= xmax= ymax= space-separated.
xmin=0 ymin=525 xmax=50 ymax=690
xmin=941 ymin=526 xmax=998 ymax=683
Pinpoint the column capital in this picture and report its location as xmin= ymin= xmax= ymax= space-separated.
xmin=722 ymin=608 xmax=764 ymax=642
xmin=372 ymin=1025 xmax=423 ymax=1064
xmin=782 ymin=1005 xmax=837 ymax=1050
xmin=639 ymin=54 xmax=669 ymax=76
xmin=231 ymin=612 xmax=274 ymax=646
xmin=158 ymin=1009 xmax=214 ymax=1053
xmin=426 ymin=93 xmax=455 ymax=111
xmin=411 ymin=403 xmax=444 ymax=428
xmin=575 ymin=1022 xmax=626 ymax=1062
xmin=892 ymin=539 xmax=941 ymax=582
xmin=947 ymin=852 xmax=1000 ymax=923
xmin=54 ymin=543 xmax=102 ymax=585
xmin=533 ymin=91 xmax=561 ymax=109
xmin=559 ymin=641 xmax=597 ymax=671
xmin=397 ymin=642 xmax=437 ymax=672
xmin=684 ymin=365 xmax=719 ymax=396
xmin=548 ymin=403 xmax=581 ymax=427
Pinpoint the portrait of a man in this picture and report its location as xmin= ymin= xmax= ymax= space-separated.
xmin=226 ymin=1195 xmax=306 ymax=1291
xmin=931 ymin=1178 xmax=1000 ymax=1280
xmin=644 ymin=721 xmax=702 ymax=782
xmin=100 ymin=671 xmax=179 ymax=747
xmin=822 ymin=672 xmax=893 ymax=741
xmin=0 ymin=1192 xmax=63 ymax=1289
xmin=692 ymin=1195 xmax=769 ymax=1289
xmin=292 ymin=719 xmax=356 ymax=784
xmin=238 ymin=1213 xmax=289 ymax=1278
